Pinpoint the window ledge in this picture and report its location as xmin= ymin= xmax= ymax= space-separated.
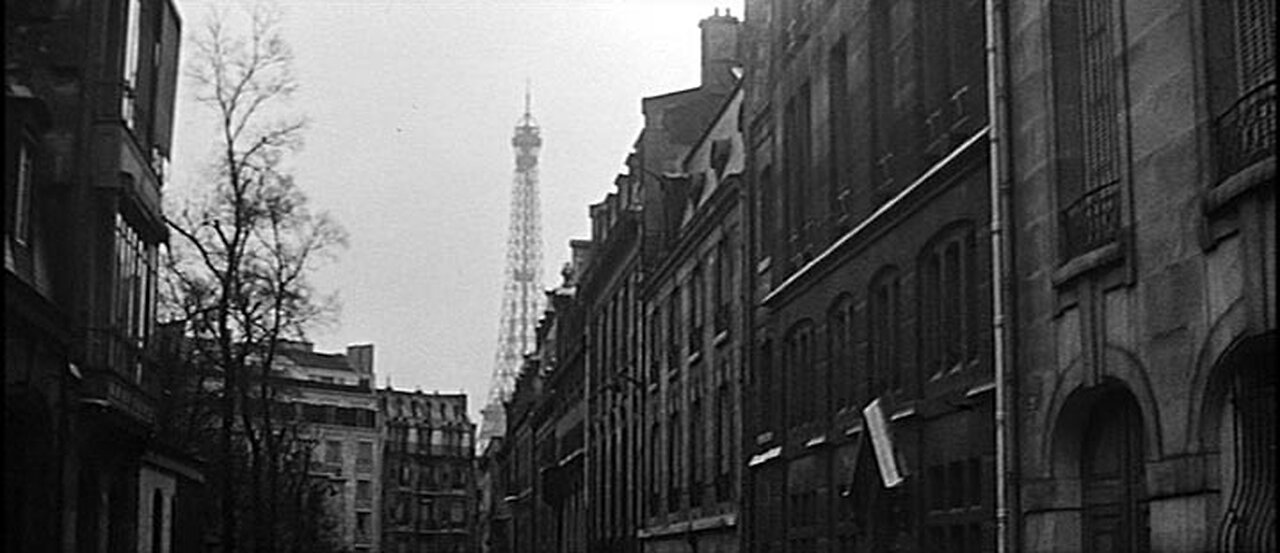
xmin=1052 ymin=240 xmax=1123 ymax=287
xmin=713 ymin=330 xmax=730 ymax=346
xmin=1206 ymin=156 xmax=1275 ymax=215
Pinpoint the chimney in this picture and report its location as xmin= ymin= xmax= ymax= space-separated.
xmin=346 ymin=344 xmax=374 ymax=375
xmin=699 ymin=8 xmax=740 ymax=93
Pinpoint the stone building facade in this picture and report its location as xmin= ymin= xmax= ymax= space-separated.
xmin=1000 ymin=0 xmax=1275 ymax=551
xmin=5 ymin=1 xmax=200 ymax=551
xmin=278 ymin=342 xmax=383 ymax=552
xmin=637 ymin=84 xmax=746 ymax=553
xmin=739 ymin=0 xmax=996 ymax=551
xmin=379 ymin=388 xmax=477 ymax=553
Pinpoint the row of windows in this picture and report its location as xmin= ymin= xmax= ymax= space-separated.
xmin=382 ymin=396 xmax=467 ymax=423
xmin=390 ymin=461 xmax=470 ymax=490
xmin=758 ymin=225 xmax=983 ymax=431
xmin=320 ymin=438 xmax=375 ymax=469
xmin=385 ymin=425 xmax=472 ymax=452
xmin=646 ymin=382 xmax=736 ymax=517
xmin=386 ymin=495 xmax=468 ymax=528
xmin=766 ymin=0 xmax=987 ymax=273
xmin=300 ymin=403 xmax=377 ymax=428
xmin=646 ymin=235 xmax=738 ymax=383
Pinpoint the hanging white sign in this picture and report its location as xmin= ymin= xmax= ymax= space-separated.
xmin=863 ymin=397 xmax=903 ymax=488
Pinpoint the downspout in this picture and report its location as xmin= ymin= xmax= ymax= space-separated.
xmin=984 ymin=1 xmax=1019 ymax=552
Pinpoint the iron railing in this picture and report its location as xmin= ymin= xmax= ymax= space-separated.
xmin=1059 ymin=180 xmax=1121 ymax=260
xmin=1214 ymin=79 xmax=1276 ymax=185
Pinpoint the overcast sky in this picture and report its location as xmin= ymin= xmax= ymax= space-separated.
xmin=169 ymin=0 xmax=744 ymax=422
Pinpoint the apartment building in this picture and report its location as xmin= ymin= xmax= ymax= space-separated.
xmin=380 ymin=388 xmax=476 ymax=553
xmin=5 ymin=1 xmax=198 ymax=551
xmin=740 ymin=0 xmax=995 ymax=551
xmin=279 ymin=342 xmax=382 ymax=552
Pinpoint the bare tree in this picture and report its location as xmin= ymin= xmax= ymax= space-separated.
xmin=161 ymin=3 xmax=346 ymax=552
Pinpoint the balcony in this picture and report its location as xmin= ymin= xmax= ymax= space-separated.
xmin=1213 ymin=79 xmax=1276 ymax=186
xmin=81 ymin=328 xmax=158 ymax=427
xmin=1059 ymin=181 xmax=1121 ymax=260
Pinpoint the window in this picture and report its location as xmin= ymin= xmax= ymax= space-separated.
xmin=690 ymin=396 xmax=703 ymax=507
xmin=356 ymin=480 xmax=372 ymax=505
xmin=114 ymin=213 xmax=158 ymax=375
xmin=828 ymin=296 xmax=856 ymax=410
xmin=8 ymin=138 xmax=34 ymax=245
xmin=689 ymin=266 xmax=703 ymax=355
xmin=649 ymin=422 xmax=661 ymax=516
xmin=869 ymin=268 xmax=901 ymax=394
xmin=758 ymin=163 xmax=776 ymax=259
xmin=666 ymin=289 xmax=680 ymax=370
xmin=870 ymin=0 xmax=896 ymax=195
xmin=356 ymin=441 xmax=374 ymax=472
xmin=667 ymin=409 xmax=680 ymax=513
xmin=355 ymin=512 xmax=371 ymax=542
xmin=121 ymin=0 xmax=142 ymax=127
xmin=919 ymin=227 xmax=980 ymax=378
xmin=1052 ymin=0 xmax=1126 ymax=259
xmin=828 ymin=36 xmax=852 ymax=221
xmin=921 ymin=0 xmax=986 ymax=157
xmin=151 ymin=489 xmax=164 ymax=553
xmin=324 ymin=440 xmax=342 ymax=465
xmin=715 ymin=238 xmax=732 ymax=334
xmin=649 ymin=309 xmax=661 ymax=383
xmin=786 ymin=322 xmax=818 ymax=426
xmin=783 ymin=83 xmax=813 ymax=259
xmin=757 ymin=340 xmax=776 ymax=434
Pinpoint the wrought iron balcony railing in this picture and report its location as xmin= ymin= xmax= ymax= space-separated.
xmin=1059 ymin=180 xmax=1121 ymax=260
xmin=1214 ymin=79 xmax=1276 ymax=185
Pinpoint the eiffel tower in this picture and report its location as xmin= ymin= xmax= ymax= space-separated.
xmin=478 ymin=85 xmax=544 ymax=452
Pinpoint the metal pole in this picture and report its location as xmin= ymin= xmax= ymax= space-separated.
xmin=984 ymin=0 xmax=1019 ymax=551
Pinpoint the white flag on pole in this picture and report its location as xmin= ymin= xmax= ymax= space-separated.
xmin=863 ymin=397 xmax=903 ymax=488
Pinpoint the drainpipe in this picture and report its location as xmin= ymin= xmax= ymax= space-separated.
xmin=984 ymin=1 xmax=1019 ymax=552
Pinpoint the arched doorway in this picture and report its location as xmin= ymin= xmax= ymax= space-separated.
xmin=1081 ymin=390 xmax=1149 ymax=553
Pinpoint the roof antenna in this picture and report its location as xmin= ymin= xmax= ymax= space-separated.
xmin=524 ymin=78 xmax=532 ymax=117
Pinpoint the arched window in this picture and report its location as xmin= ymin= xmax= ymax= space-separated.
xmin=785 ymin=320 xmax=818 ymax=427
xmin=827 ymin=294 xmax=856 ymax=410
xmin=868 ymin=267 xmax=902 ymax=395
xmin=918 ymin=223 xmax=980 ymax=379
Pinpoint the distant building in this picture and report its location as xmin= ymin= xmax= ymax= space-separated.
xmin=277 ymin=342 xmax=382 ymax=552
xmin=379 ymin=388 xmax=477 ymax=553
xmin=476 ymin=435 xmax=510 ymax=553
xmin=5 ymin=0 xmax=198 ymax=552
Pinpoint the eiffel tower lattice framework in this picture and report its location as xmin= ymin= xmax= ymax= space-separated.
xmin=478 ymin=88 xmax=544 ymax=452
